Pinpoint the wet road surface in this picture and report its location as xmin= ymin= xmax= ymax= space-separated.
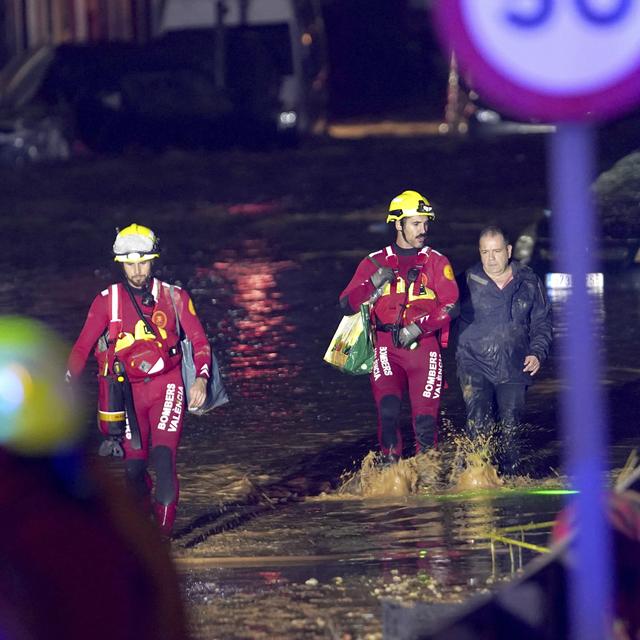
xmin=1 ymin=135 xmax=639 ymax=638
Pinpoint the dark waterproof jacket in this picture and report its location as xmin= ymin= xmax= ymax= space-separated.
xmin=455 ymin=261 xmax=552 ymax=384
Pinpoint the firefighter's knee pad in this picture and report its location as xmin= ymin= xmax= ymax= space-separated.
xmin=415 ymin=414 xmax=436 ymax=451
xmin=150 ymin=446 xmax=176 ymax=506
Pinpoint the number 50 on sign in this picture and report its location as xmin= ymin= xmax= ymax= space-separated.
xmin=434 ymin=0 xmax=640 ymax=122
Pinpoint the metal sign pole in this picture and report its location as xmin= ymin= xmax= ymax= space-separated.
xmin=434 ymin=3 xmax=640 ymax=635
xmin=549 ymin=122 xmax=612 ymax=640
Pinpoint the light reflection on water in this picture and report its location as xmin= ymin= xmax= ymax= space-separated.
xmin=180 ymin=491 xmax=564 ymax=640
xmin=173 ymin=253 xmax=640 ymax=638
xmin=202 ymin=241 xmax=301 ymax=391
xmin=547 ymin=282 xmax=606 ymax=341
xmin=5 ymin=247 xmax=640 ymax=639
xmin=546 ymin=270 xmax=640 ymax=361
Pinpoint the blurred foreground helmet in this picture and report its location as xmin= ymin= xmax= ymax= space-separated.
xmin=113 ymin=223 xmax=160 ymax=263
xmin=0 ymin=316 xmax=82 ymax=455
xmin=386 ymin=190 xmax=435 ymax=223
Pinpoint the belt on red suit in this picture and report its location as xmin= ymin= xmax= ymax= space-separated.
xmin=377 ymin=321 xmax=450 ymax=348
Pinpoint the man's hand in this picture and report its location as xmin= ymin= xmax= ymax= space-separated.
xmin=523 ymin=355 xmax=540 ymax=376
xmin=371 ymin=267 xmax=395 ymax=289
xmin=189 ymin=377 xmax=208 ymax=410
xmin=399 ymin=323 xmax=422 ymax=348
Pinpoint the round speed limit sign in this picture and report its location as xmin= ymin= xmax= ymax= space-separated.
xmin=434 ymin=0 xmax=640 ymax=121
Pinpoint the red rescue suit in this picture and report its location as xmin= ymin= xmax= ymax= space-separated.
xmin=340 ymin=244 xmax=459 ymax=456
xmin=68 ymin=278 xmax=211 ymax=534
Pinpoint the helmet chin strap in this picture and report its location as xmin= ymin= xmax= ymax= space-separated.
xmin=400 ymin=227 xmax=411 ymax=246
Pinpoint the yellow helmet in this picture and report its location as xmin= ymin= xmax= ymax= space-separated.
xmin=0 ymin=316 xmax=83 ymax=455
xmin=113 ymin=224 xmax=160 ymax=263
xmin=386 ymin=190 xmax=435 ymax=223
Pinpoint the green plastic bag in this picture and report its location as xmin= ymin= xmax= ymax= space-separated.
xmin=323 ymin=303 xmax=374 ymax=375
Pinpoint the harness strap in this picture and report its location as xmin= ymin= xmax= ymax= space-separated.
xmin=108 ymin=284 xmax=121 ymax=343
xmin=122 ymin=281 xmax=157 ymax=337
xmin=378 ymin=245 xmax=430 ymax=296
xmin=379 ymin=245 xmax=431 ymax=268
xmin=169 ymin=286 xmax=182 ymax=337
xmin=374 ymin=245 xmax=451 ymax=347
xmin=103 ymin=281 xmax=172 ymax=376
xmin=368 ymin=255 xmax=382 ymax=269
xmin=383 ymin=245 xmax=398 ymax=269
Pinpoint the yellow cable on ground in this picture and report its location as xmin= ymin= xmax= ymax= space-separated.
xmin=485 ymin=533 xmax=551 ymax=554
xmin=495 ymin=521 xmax=556 ymax=534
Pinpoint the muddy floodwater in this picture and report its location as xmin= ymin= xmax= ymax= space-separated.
xmin=1 ymin=134 xmax=639 ymax=638
xmin=171 ymin=237 xmax=640 ymax=640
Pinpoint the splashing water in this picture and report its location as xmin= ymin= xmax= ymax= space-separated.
xmin=455 ymin=452 xmax=503 ymax=491
xmin=448 ymin=431 xmax=504 ymax=491
xmin=335 ymin=421 xmax=545 ymax=499
xmin=337 ymin=450 xmax=443 ymax=498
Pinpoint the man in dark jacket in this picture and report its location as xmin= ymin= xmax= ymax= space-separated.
xmin=456 ymin=226 xmax=552 ymax=474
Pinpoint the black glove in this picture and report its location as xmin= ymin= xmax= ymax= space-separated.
xmin=398 ymin=323 xmax=422 ymax=348
xmin=371 ymin=267 xmax=395 ymax=289
xmin=98 ymin=437 xmax=125 ymax=458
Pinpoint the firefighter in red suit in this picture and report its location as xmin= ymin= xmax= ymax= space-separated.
xmin=67 ymin=224 xmax=211 ymax=536
xmin=339 ymin=191 xmax=459 ymax=464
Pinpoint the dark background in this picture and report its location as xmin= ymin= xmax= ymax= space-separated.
xmin=322 ymin=0 xmax=447 ymax=119
xmin=0 ymin=0 xmax=450 ymax=122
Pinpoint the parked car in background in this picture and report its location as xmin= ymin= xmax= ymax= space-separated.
xmin=442 ymin=53 xmax=555 ymax=136
xmin=0 ymin=1 xmax=328 ymax=162
xmin=466 ymin=91 xmax=556 ymax=136
xmin=0 ymin=47 xmax=71 ymax=164
xmin=513 ymin=208 xmax=640 ymax=283
xmin=159 ymin=0 xmax=328 ymax=140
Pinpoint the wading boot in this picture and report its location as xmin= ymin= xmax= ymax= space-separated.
xmin=153 ymin=502 xmax=176 ymax=539
xmin=496 ymin=426 xmax=521 ymax=476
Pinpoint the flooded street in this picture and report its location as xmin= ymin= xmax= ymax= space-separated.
xmin=1 ymin=134 xmax=639 ymax=638
xmin=180 ymin=489 xmax=565 ymax=639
